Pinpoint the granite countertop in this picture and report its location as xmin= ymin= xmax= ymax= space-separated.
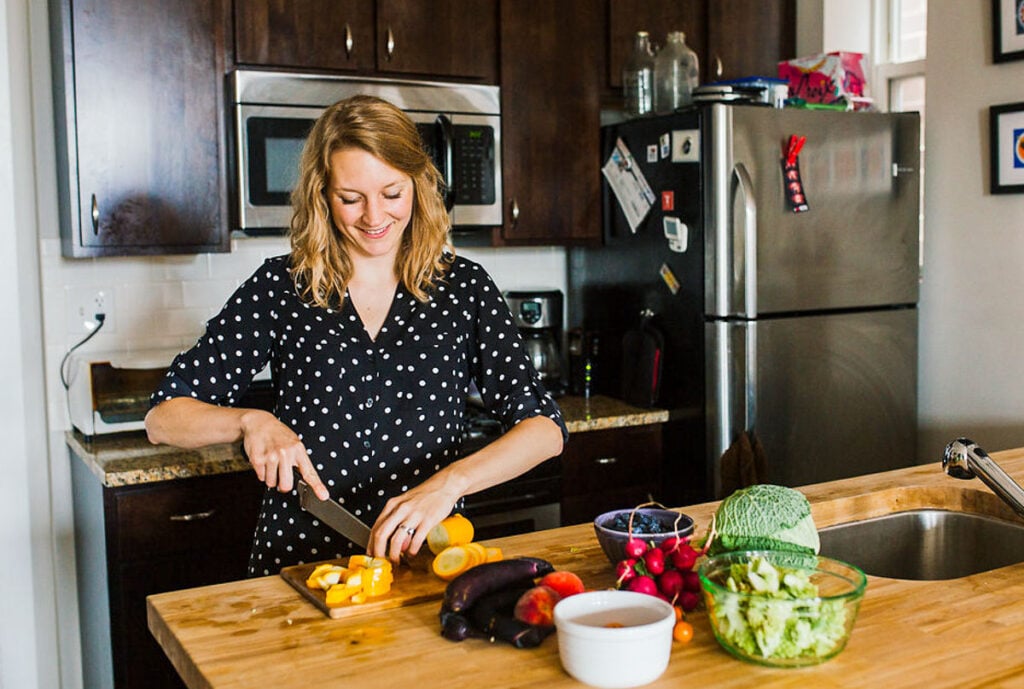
xmin=68 ymin=394 xmax=668 ymax=487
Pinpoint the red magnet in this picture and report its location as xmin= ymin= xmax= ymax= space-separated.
xmin=661 ymin=190 xmax=675 ymax=211
xmin=785 ymin=134 xmax=806 ymax=165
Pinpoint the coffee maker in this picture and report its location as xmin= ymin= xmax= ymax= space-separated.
xmin=503 ymin=289 xmax=564 ymax=395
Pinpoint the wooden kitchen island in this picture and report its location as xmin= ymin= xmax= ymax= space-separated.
xmin=148 ymin=448 xmax=1024 ymax=689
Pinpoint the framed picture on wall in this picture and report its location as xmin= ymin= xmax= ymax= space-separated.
xmin=993 ymin=0 xmax=1024 ymax=62
xmin=990 ymin=102 xmax=1024 ymax=194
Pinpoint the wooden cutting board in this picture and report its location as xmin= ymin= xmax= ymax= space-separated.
xmin=280 ymin=557 xmax=447 ymax=619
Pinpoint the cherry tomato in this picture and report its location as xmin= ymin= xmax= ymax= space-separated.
xmin=673 ymin=620 xmax=694 ymax=644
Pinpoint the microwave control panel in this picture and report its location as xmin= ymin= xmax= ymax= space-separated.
xmin=452 ymin=125 xmax=496 ymax=205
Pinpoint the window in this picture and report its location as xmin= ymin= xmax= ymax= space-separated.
xmin=872 ymin=0 xmax=927 ymax=114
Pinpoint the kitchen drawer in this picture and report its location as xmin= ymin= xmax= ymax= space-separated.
xmin=561 ymin=424 xmax=662 ymax=498
xmin=107 ymin=472 xmax=264 ymax=562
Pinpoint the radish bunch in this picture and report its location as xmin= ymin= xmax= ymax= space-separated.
xmin=614 ymin=536 xmax=703 ymax=612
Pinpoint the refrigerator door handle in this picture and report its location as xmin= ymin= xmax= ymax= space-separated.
xmin=708 ymin=320 xmax=758 ymax=499
xmin=732 ymin=162 xmax=758 ymax=317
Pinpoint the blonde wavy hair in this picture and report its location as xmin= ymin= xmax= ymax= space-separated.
xmin=289 ymin=95 xmax=454 ymax=309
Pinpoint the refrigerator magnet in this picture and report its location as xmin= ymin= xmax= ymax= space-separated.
xmin=647 ymin=144 xmax=659 ymax=163
xmin=662 ymin=217 xmax=688 ymax=253
xmin=782 ymin=135 xmax=809 ymax=213
xmin=658 ymin=262 xmax=681 ymax=294
xmin=601 ymin=137 xmax=656 ymax=233
xmin=660 ymin=133 xmax=671 ymax=159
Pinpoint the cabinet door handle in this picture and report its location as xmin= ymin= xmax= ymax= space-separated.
xmin=169 ymin=509 xmax=216 ymax=522
xmin=509 ymin=198 xmax=519 ymax=227
xmin=90 ymin=193 xmax=99 ymax=235
xmin=714 ymin=55 xmax=723 ymax=79
xmin=386 ymin=27 xmax=395 ymax=60
xmin=344 ymin=23 xmax=353 ymax=59
xmin=594 ymin=456 xmax=618 ymax=465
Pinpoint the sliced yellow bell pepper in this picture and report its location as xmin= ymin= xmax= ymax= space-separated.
xmin=314 ymin=555 xmax=396 ymax=606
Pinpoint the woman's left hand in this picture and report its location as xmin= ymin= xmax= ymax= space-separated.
xmin=367 ymin=478 xmax=463 ymax=564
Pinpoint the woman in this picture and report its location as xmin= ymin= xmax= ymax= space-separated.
xmin=145 ymin=95 xmax=567 ymax=575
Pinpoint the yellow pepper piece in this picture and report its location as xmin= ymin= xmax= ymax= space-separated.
xmin=306 ymin=563 xmax=341 ymax=589
xmin=325 ymin=583 xmax=361 ymax=607
xmin=362 ymin=566 xmax=394 ymax=597
xmin=348 ymin=555 xmax=392 ymax=572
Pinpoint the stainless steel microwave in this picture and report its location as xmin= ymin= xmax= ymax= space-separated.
xmin=229 ymin=69 xmax=502 ymax=234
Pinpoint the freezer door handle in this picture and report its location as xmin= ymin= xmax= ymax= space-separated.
xmin=732 ymin=162 xmax=758 ymax=316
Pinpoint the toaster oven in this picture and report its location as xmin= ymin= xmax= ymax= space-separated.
xmin=67 ymin=349 xmax=274 ymax=437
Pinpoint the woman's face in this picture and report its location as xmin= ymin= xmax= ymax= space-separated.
xmin=326 ymin=147 xmax=414 ymax=263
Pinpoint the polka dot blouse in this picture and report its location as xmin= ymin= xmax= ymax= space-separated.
xmin=151 ymin=254 xmax=567 ymax=576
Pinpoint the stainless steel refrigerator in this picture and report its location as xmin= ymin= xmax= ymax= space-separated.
xmin=568 ymin=104 xmax=921 ymax=505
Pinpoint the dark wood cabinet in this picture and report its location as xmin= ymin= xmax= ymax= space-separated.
xmin=706 ymin=0 xmax=796 ymax=81
xmin=560 ymin=424 xmax=664 ymax=525
xmin=72 ymin=461 xmax=263 ymax=689
xmin=605 ymin=0 xmax=796 ymax=98
xmin=607 ymin=0 xmax=707 ymax=92
xmin=233 ymin=0 xmax=498 ymax=82
xmin=497 ymin=0 xmax=602 ymax=245
xmin=234 ymin=0 xmax=376 ymax=72
xmin=49 ymin=0 xmax=230 ymax=257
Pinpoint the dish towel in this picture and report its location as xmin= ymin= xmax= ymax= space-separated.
xmin=719 ymin=430 xmax=768 ymax=496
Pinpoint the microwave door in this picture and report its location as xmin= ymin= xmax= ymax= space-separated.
xmin=411 ymin=114 xmax=455 ymax=212
xmin=236 ymin=104 xmax=320 ymax=232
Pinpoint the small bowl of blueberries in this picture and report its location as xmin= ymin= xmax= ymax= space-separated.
xmin=593 ymin=506 xmax=695 ymax=566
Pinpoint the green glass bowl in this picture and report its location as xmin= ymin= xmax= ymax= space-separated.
xmin=698 ymin=550 xmax=867 ymax=667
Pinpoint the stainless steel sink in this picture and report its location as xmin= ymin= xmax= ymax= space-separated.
xmin=818 ymin=509 xmax=1024 ymax=580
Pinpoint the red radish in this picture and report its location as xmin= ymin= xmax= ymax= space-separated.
xmin=615 ymin=558 xmax=638 ymax=584
xmin=679 ymin=590 xmax=700 ymax=612
xmin=657 ymin=569 xmax=684 ymax=598
xmin=624 ymin=537 xmax=647 ymax=559
xmin=626 ymin=575 xmax=658 ymax=596
xmin=643 ymin=547 xmax=665 ymax=575
xmin=682 ymin=570 xmax=701 ymax=593
xmin=670 ymin=545 xmax=698 ymax=571
xmin=659 ymin=536 xmax=686 ymax=553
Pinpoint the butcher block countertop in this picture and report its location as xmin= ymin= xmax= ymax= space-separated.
xmin=149 ymin=448 xmax=1024 ymax=689
xmin=69 ymin=394 xmax=666 ymax=487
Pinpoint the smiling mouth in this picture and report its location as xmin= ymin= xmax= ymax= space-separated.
xmin=360 ymin=222 xmax=391 ymax=238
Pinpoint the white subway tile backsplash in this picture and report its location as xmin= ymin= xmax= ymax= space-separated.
xmin=155 ymin=254 xmax=212 ymax=282
xmin=181 ymin=279 xmax=239 ymax=310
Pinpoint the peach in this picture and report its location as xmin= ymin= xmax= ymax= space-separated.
xmin=513 ymin=585 xmax=561 ymax=627
xmin=539 ymin=570 xmax=586 ymax=599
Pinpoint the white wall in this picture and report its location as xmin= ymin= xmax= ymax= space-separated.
xmin=918 ymin=0 xmax=1024 ymax=457
xmin=0 ymin=1 xmax=59 ymax=688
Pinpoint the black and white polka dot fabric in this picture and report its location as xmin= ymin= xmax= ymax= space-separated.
xmin=151 ymin=254 xmax=567 ymax=576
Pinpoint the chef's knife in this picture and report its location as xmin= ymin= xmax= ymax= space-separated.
xmin=295 ymin=476 xmax=433 ymax=570
xmin=296 ymin=477 xmax=372 ymax=549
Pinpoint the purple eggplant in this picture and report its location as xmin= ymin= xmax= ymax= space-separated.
xmin=442 ymin=557 xmax=554 ymax=614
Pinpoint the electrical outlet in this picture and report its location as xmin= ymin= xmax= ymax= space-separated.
xmin=67 ymin=287 xmax=115 ymax=334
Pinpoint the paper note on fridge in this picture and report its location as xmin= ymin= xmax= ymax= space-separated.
xmin=602 ymin=137 xmax=656 ymax=233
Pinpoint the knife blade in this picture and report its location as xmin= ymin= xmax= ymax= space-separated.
xmin=296 ymin=478 xmax=372 ymax=549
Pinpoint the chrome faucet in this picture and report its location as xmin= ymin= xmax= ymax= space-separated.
xmin=943 ymin=438 xmax=1024 ymax=519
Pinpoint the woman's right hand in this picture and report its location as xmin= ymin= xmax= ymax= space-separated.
xmin=239 ymin=409 xmax=330 ymax=500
